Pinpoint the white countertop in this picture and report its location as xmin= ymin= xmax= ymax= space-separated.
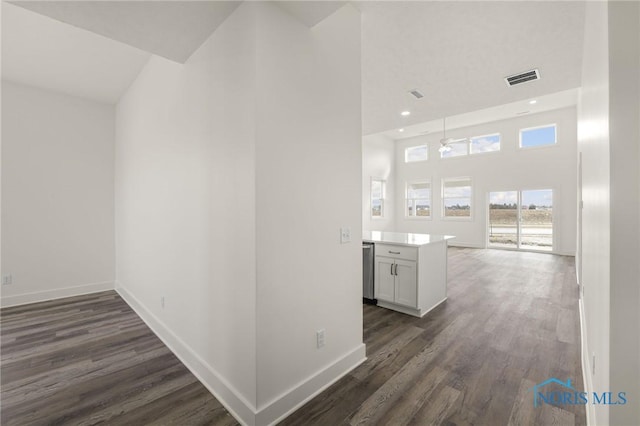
xmin=363 ymin=231 xmax=455 ymax=247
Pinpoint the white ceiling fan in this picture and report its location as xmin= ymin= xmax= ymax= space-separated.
xmin=439 ymin=117 xmax=468 ymax=153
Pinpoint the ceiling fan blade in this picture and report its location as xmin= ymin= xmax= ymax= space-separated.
xmin=449 ymin=138 xmax=468 ymax=143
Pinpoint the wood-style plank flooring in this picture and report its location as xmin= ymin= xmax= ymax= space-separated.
xmin=1 ymin=291 xmax=238 ymax=426
xmin=1 ymin=248 xmax=585 ymax=425
xmin=282 ymin=248 xmax=586 ymax=426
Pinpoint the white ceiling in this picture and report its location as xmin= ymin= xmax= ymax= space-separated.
xmin=2 ymin=2 xmax=151 ymax=104
xmin=9 ymin=1 xmax=241 ymax=63
xmin=275 ymin=1 xmax=347 ymax=28
xmin=380 ymin=88 xmax=579 ymax=141
xmin=359 ymin=1 xmax=586 ymax=135
xmin=2 ymin=1 xmax=587 ymax=129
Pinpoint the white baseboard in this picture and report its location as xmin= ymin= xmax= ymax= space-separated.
xmin=257 ymin=344 xmax=366 ymax=426
xmin=116 ymin=282 xmax=366 ymax=426
xmin=0 ymin=280 xmax=114 ymax=308
xmin=448 ymin=242 xmax=483 ymax=249
xmin=115 ymin=283 xmax=256 ymax=425
xmin=579 ymin=298 xmax=595 ymax=426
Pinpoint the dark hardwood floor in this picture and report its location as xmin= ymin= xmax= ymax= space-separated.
xmin=282 ymin=248 xmax=586 ymax=426
xmin=1 ymin=248 xmax=585 ymax=425
xmin=0 ymin=291 xmax=238 ymax=426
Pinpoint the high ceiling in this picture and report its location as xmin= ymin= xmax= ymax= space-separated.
xmin=2 ymin=1 xmax=586 ymax=132
xmin=358 ymin=1 xmax=586 ymax=135
xmin=2 ymin=2 xmax=151 ymax=104
xmin=9 ymin=1 xmax=241 ymax=63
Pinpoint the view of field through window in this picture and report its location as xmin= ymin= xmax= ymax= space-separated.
xmin=406 ymin=182 xmax=430 ymax=217
xmin=489 ymin=190 xmax=553 ymax=251
xmin=443 ymin=178 xmax=472 ymax=218
xmin=371 ymin=179 xmax=384 ymax=217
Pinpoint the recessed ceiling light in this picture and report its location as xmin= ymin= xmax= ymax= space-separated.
xmin=401 ymin=111 xmax=411 ymax=116
xmin=398 ymin=128 xmax=405 ymax=132
xmin=529 ymin=100 xmax=537 ymax=105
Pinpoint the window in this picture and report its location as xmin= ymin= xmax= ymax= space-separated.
xmin=406 ymin=182 xmax=431 ymax=218
xmin=405 ymin=145 xmax=428 ymax=162
xmin=371 ymin=178 xmax=385 ymax=218
xmin=442 ymin=177 xmax=472 ymax=218
xmin=440 ymin=141 xmax=468 ymax=158
xmin=470 ymin=133 xmax=501 ymax=154
xmin=520 ymin=124 xmax=557 ymax=148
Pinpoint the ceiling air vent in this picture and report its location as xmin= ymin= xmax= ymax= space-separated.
xmin=409 ymin=89 xmax=424 ymax=99
xmin=504 ymin=69 xmax=540 ymax=87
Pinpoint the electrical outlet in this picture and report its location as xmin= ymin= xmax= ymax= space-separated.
xmin=340 ymin=227 xmax=351 ymax=244
xmin=2 ymin=274 xmax=12 ymax=286
xmin=161 ymin=296 xmax=165 ymax=309
xmin=316 ymin=329 xmax=325 ymax=349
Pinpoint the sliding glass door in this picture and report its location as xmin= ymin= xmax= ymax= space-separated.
xmin=488 ymin=189 xmax=553 ymax=251
xmin=488 ymin=191 xmax=518 ymax=249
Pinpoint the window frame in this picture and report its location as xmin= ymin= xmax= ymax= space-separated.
xmin=370 ymin=177 xmax=386 ymax=219
xmin=404 ymin=144 xmax=429 ymax=163
xmin=469 ymin=133 xmax=501 ymax=155
xmin=519 ymin=124 xmax=557 ymax=149
xmin=405 ymin=180 xmax=432 ymax=219
xmin=441 ymin=176 xmax=473 ymax=220
xmin=439 ymin=140 xmax=469 ymax=159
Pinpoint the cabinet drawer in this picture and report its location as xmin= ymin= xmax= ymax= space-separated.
xmin=375 ymin=244 xmax=417 ymax=261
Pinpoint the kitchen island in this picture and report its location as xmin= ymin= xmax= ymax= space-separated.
xmin=363 ymin=231 xmax=454 ymax=318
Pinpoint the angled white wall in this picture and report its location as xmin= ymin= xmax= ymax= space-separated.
xmin=1 ymin=82 xmax=115 ymax=307
xmin=393 ymin=107 xmax=577 ymax=255
xmin=115 ymin=3 xmax=257 ymax=421
xmin=253 ymin=4 xmax=363 ymax=423
xmin=115 ymin=3 xmax=363 ymax=425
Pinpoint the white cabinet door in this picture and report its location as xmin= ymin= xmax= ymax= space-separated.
xmin=375 ymin=256 xmax=395 ymax=302
xmin=394 ymin=259 xmax=417 ymax=308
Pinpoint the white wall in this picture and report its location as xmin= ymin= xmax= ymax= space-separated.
xmin=393 ymin=107 xmax=577 ymax=255
xmin=253 ymin=4 xmax=363 ymax=423
xmin=577 ymin=3 xmax=610 ymax=423
xmin=579 ymin=2 xmax=640 ymax=425
xmin=1 ymin=81 xmax=115 ymax=307
xmin=115 ymin=3 xmax=363 ymax=425
xmin=363 ymin=133 xmax=395 ymax=232
xmin=608 ymin=2 xmax=640 ymax=424
xmin=115 ymin=3 xmax=257 ymax=421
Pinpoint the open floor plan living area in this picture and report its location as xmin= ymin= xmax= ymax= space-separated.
xmin=1 ymin=1 xmax=639 ymax=425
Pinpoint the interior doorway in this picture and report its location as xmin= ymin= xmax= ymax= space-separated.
xmin=488 ymin=189 xmax=553 ymax=252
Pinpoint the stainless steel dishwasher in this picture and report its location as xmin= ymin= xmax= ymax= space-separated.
xmin=362 ymin=242 xmax=376 ymax=304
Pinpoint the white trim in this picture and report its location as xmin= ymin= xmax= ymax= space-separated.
xmin=371 ymin=177 xmax=386 ymax=219
xmin=404 ymin=144 xmax=429 ymax=163
xmin=116 ymin=282 xmax=367 ymax=426
xmin=579 ymin=298 xmax=595 ymax=426
xmin=441 ymin=176 xmax=473 ymax=220
xmin=405 ymin=180 xmax=432 ymax=219
xmin=0 ymin=280 xmax=114 ymax=308
xmin=519 ymin=123 xmax=557 ymax=149
xmin=469 ymin=132 xmax=501 ymax=155
xmin=116 ymin=283 xmax=256 ymax=426
xmin=376 ymin=297 xmax=446 ymax=318
xmin=448 ymin=241 xmax=483 ymax=249
xmin=256 ymin=344 xmax=366 ymax=425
